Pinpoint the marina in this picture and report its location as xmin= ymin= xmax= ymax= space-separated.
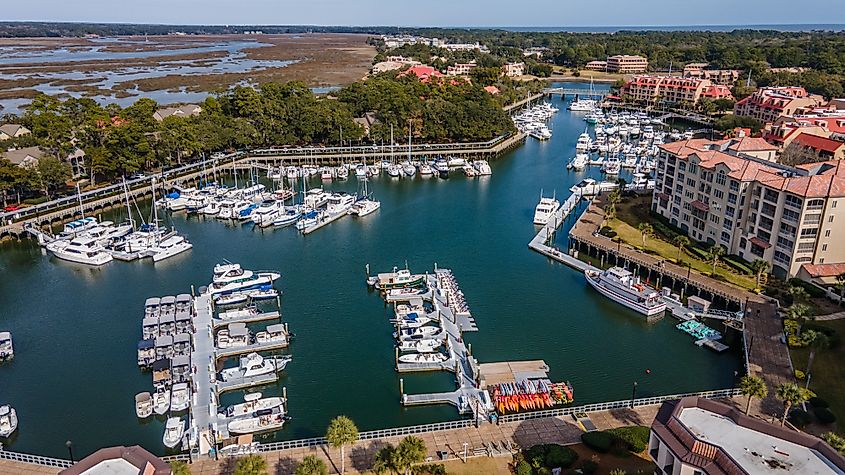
xmin=0 ymin=82 xmax=743 ymax=458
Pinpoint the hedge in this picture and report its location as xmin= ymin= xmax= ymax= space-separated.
xmin=523 ymin=444 xmax=578 ymax=470
xmin=788 ymin=409 xmax=812 ymax=428
xmin=581 ymin=431 xmax=614 ymax=453
xmin=815 ymin=408 xmax=837 ymax=424
xmin=606 ymin=426 xmax=651 ymax=453
xmin=788 ymin=278 xmax=826 ymax=298
xmin=723 ymin=255 xmax=752 ymax=275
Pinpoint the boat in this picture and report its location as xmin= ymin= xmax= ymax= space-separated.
xmin=398 ymin=338 xmax=442 ymax=353
xmin=403 ymin=164 xmax=417 ymax=177
xmin=336 ymin=166 xmax=349 ymax=180
xmin=387 ymin=164 xmax=402 ymax=178
xmin=227 ymin=407 xmax=287 ymax=435
xmin=209 ymin=263 xmax=281 ymax=296
xmin=150 ymin=234 xmax=193 ymax=262
xmin=320 ymin=168 xmax=333 ymax=181
xmin=251 ymin=200 xmax=284 ymax=228
xmin=575 ymin=131 xmax=592 ymax=152
xmin=135 ymin=392 xmax=153 ymax=418
xmin=533 ymin=193 xmax=560 ymax=226
xmin=295 ymin=210 xmax=321 ymax=230
xmin=463 ymin=164 xmax=477 ymax=177
xmin=215 ymin=293 xmax=249 ymax=306
xmin=170 ymin=383 xmax=191 ymax=412
xmin=223 ymin=392 xmax=285 ymax=418
xmin=351 ymin=198 xmax=380 ymax=217
xmin=219 ymin=353 xmax=292 ymax=381
xmin=433 ymin=159 xmax=449 ymax=178
xmin=255 ymin=324 xmax=288 ymax=345
xmin=59 ymin=216 xmax=99 ymax=239
xmin=569 ymin=178 xmax=618 ymax=197
xmin=46 ymin=235 xmax=113 ymax=266
xmin=217 ymin=322 xmax=251 ymax=349
xmin=218 ymin=304 xmax=260 ymax=321
xmin=602 ymin=156 xmax=621 ymax=175
xmin=419 ymin=163 xmax=434 ymax=176
xmin=584 ymin=267 xmax=667 ymax=317
xmin=375 ymin=268 xmax=427 ymax=290
xmin=272 ymin=208 xmax=302 ymax=227
xmin=153 ymin=387 xmax=171 ymax=416
xmin=398 ymin=353 xmax=447 ymax=364
xmin=163 ymin=417 xmax=185 ymax=449
xmin=326 ymin=193 xmax=356 ymax=216
xmin=473 ymin=160 xmax=492 ymax=176
xmin=0 ymin=405 xmax=18 ymax=438
xmin=394 ymin=326 xmax=441 ymax=340
xmin=395 ymin=312 xmax=436 ymax=328
xmin=0 ymin=332 xmax=12 ymax=360
xmin=567 ymin=154 xmax=588 ymax=171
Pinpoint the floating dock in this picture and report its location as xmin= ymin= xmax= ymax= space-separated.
xmin=216 ymin=340 xmax=289 ymax=360
xmin=302 ymin=211 xmax=348 ymax=234
xmin=190 ymin=293 xmax=220 ymax=456
xmin=211 ymin=310 xmax=281 ymax=329
xmin=527 ymin=191 xmax=597 ymax=272
xmin=478 ymin=360 xmax=550 ymax=387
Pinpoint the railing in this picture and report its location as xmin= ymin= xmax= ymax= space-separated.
xmin=499 ymin=387 xmax=741 ymax=423
xmin=0 ymin=449 xmax=73 ymax=468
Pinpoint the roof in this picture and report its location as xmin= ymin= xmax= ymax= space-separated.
xmin=728 ymin=136 xmax=778 ymax=152
xmin=154 ymin=104 xmax=202 ymax=121
xmin=1 ymin=146 xmax=44 ymax=165
xmin=800 ymin=263 xmax=845 ymax=278
xmin=749 ymin=237 xmax=772 ymax=249
xmin=59 ymin=445 xmax=170 ymax=475
xmin=652 ymin=397 xmax=845 ymax=475
xmin=484 ymin=85 xmax=500 ymax=95
xmin=0 ymin=124 xmax=29 ymax=137
xmin=793 ymin=133 xmax=845 ymax=154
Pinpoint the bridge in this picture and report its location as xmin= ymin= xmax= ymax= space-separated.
xmin=544 ymin=87 xmax=607 ymax=99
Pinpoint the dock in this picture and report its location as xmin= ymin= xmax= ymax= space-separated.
xmin=190 ymin=293 xmax=220 ymax=456
xmin=211 ymin=311 xmax=281 ymax=329
xmin=217 ymin=374 xmax=279 ymax=394
xmin=478 ymin=360 xmax=550 ymax=388
xmin=527 ymin=191 xmax=597 ymax=272
xmin=216 ymin=340 xmax=289 ymax=360
xmin=302 ymin=211 xmax=349 ymax=235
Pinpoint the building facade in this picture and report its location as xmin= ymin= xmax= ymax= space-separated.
xmin=584 ymin=60 xmax=608 ymax=71
xmin=446 ymin=62 xmax=477 ymax=76
xmin=650 ymin=397 xmax=845 ymax=475
xmin=0 ymin=124 xmax=31 ymax=141
xmin=653 ymin=138 xmax=845 ymax=278
xmin=734 ymin=87 xmax=824 ymax=124
xmin=682 ymin=63 xmax=740 ymax=85
xmin=502 ymin=62 xmax=525 ymax=77
xmin=621 ymin=76 xmax=734 ymax=105
xmin=607 ymin=55 xmax=648 ymax=73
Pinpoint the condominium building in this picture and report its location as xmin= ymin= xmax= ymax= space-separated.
xmin=606 ymin=55 xmax=648 ymax=73
xmin=649 ymin=397 xmax=845 ymax=475
xmin=446 ymin=62 xmax=477 ymax=76
xmin=734 ymin=86 xmax=825 ymax=124
xmin=502 ymin=62 xmax=525 ymax=77
xmin=653 ymin=138 xmax=845 ymax=278
xmin=584 ymin=60 xmax=608 ymax=71
xmin=682 ymin=63 xmax=740 ymax=85
xmin=621 ymin=76 xmax=734 ymax=105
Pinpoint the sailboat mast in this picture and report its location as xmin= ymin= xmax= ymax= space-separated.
xmin=123 ymin=178 xmax=134 ymax=229
xmin=76 ymin=183 xmax=84 ymax=219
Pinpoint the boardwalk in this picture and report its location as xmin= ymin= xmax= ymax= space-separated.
xmin=527 ymin=191 xmax=595 ymax=272
xmin=744 ymin=300 xmax=795 ymax=415
xmin=192 ymin=293 xmax=219 ymax=456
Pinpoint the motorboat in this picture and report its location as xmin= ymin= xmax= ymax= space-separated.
xmin=447 ymin=156 xmax=466 ymax=168
xmin=398 ymin=353 xmax=448 ymax=364
xmin=215 ymin=293 xmax=250 ymax=306
xmin=303 ymin=188 xmax=331 ymax=209
xmin=374 ymin=268 xmax=427 ymax=290
xmin=255 ymin=324 xmax=288 ymax=345
xmin=47 ymin=235 xmax=113 ymax=266
xmin=336 ymin=166 xmax=349 ymax=180
xmin=529 ymin=125 xmax=552 ymax=140
xmin=419 ymin=163 xmax=434 ymax=176
xmin=355 ymin=165 xmax=369 ymax=178
xmin=59 ymin=216 xmax=99 ymax=239
xmin=150 ymin=234 xmax=193 ymax=262
xmin=218 ymin=304 xmax=260 ymax=321
xmin=223 ymin=392 xmax=285 ymax=418
xmin=433 ymin=159 xmax=449 ymax=178
xmin=251 ymin=200 xmax=284 ymax=228
xmin=398 ymin=338 xmax=442 ymax=353
xmin=163 ymin=417 xmax=185 ymax=449
xmin=209 ymin=264 xmax=281 ymax=296
xmin=0 ymin=332 xmax=12 ymax=360
xmin=395 ymin=312 xmax=436 ymax=329
xmin=570 ymin=178 xmax=618 ymax=197
xmin=568 ymin=99 xmax=598 ymax=112
xmin=227 ymin=407 xmax=287 ymax=435
xmin=387 ymin=164 xmax=402 ymax=178
xmin=0 ymin=405 xmax=18 ymax=438
xmin=533 ymin=194 xmax=560 ymax=226
xmin=463 ymin=164 xmax=477 ymax=177
xmin=584 ymin=267 xmax=667 ymax=317
xmin=394 ymin=326 xmax=441 ymax=341
xmin=170 ymin=383 xmax=191 ymax=412
xmin=216 ymin=322 xmax=251 ymax=349
xmin=473 ymin=160 xmax=492 ymax=176
xmin=326 ymin=193 xmax=356 ymax=216
xmin=153 ymin=387 xmax=171 ymax=416
xmin=135 ymin=392 xmax=153 ymax=418
xmin=403 ymin=164 xmax=417 ymax=177
xmin=351 ymin=198 xmax=380 ymax=217
xmin=320 ymin=168 xmax=333 ymax=181
xmin=295 ymin=210 xmax=321 ymax=230
xmin=575 ymin=131 xmax=592 ymax=152
xmin=567 ymin=154 xmax=588 ymax=171
xmin=602 ymin=157 xmax=621 ymax=175
xmin=219 ymin=353 xmax=292 ymax=381
xmin=272 ymin=209 xmax=302 ymax=227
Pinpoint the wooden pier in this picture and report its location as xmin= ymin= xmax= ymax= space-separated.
xmin=302 ymin=211 xmax=349 ymax=235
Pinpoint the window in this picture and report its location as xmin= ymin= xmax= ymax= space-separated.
xmin=833 ymin=200 xmax=838 ymax=208
xmin=825 ymin=229 xmax=831 ymax=237
xmin=686 ymin=178 xmax=696 ymax=187
xmin=800 ymin=228 xmax=819 ymax=238
xmin=807 ymin=199 xmax=825 ymax=210
xmin=685 ymin=191 xmax=694 ymax=199
xmin=714 ymin=189 xmax=724 ymax=200
xmin=688 ymin=162 xmax=698 ymax=174
xmin=797 ymin=242 xmax=815 ymax=252
xmin=803 ymin=214 xmax=821 ymax=225
xmin=776 ymin=236 xmax=794 ymax=250
xmin=721 ymin=231 xmax=731 ymax=243
xmin=728 ymin=193 xmax=738 ymax=205
xmin=796 ymin=257 xmax=812 ymax=263
xmin=823 ymin=244 xmax=828 ymax=251
xmin=678 ymin=162 xmax=686 ymax=171
xmin=716 ymin=170 xmax=727 ymax=186
xmin=726 ymin=206 xmax=735 ymax=218
xmin=710 ymin=215 xmax=720 ymax=224
xmin=761 ymin=202 xmax=777 ymax=217
xmin=724 ymin=219 xmax=733 ymax=230
xmin=763 ymin=188 xmax=779 ymax=203
xmin=829 ymin=215 xmax=835 ymax=223
xmin=730 ymin=180 xmax=739 ymax=192
xmin=783 ymin=209 xmax=800 ymax=223
xmin=785 ymin=195 xmax=802 ymax=209
xmin=774 ymin=251 xmax=791 ymax=265
xmin=759 ymin=216 xmax=773 ymax=231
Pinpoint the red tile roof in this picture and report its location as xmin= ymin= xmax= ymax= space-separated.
xmin=794 ymin=133 xmax=845 ymax=154
xmin=728 ymin=136 xmax=778 ymax=152
xmin=801 ymin=263 xmax=845 ymax=278
xmin=484 ymin=85 xmax=500 ymax=95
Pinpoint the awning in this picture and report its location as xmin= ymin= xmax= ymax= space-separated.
xmin=690 ymin=200 xmax=710 ymax=212
xmin=656 ymin=192 xmax=670 ymax=201
xmin=749 ymin=237 xmax=772 ymax=249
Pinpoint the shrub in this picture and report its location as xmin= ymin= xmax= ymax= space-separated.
xmin=170 ymin=461 xmax=191 ymax=475
xmin=606 ymin=426 xmax=650 ymax=453
xmin=794 ymin=370 xmax=806 ymax=380
xmin=764 ymin=287 xmax=780 ymax=298
xmin=788 ymin=409 xmax=812 ymax=428
xmin=787 ymin=278 xmax=826 ymax=298
xmin=581 ymin=431 xmax=614 ymax=453
xmin=686 ymin=245 xmax=711 ymax=261
xmin=523 ymin=444 xmax=578 ymax=470
xmin=579 ymin=460 xmax=599 ymax=475
xmin=23 ymin=196 xmax=49 ymax=205
xmin=515 ymin=460 xmax=533 ymax=475
xmin=810 ymin=397 xmax=830 ymax=408
xmin=802 ymin=324 xmax=840 ymax=349
xmin=412 ymin=464 xmax=446 ymax=475
xmin=723 ymin=255 xmax=752 ymax=275
xmin=815 ymin=407 xmax=837 ymax=424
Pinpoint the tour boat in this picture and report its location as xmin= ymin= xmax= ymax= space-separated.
xmin=0 ymin=332 xmax=13 ymax=360
xmin=153 ymin=387 xmax=171 ymax=416
xmin=135 ymin=392 xmax=153 ymax=418
xmin=375 ymin=269 xmax=427 ymax=290
xmin=0 ymin=405 xmax=18 ymax=438
xmin=47 ymin=235 xmax=113 ymax=266
xmin=223 ymin=392 xmax=285 ymax=418
xmin=227 ymin=408 xmax=287 ymax=435
xmin=473 ymin=160 xmax=492 ymax=176
xmin=584 ymin=267 xmax=667 ymax=317
xmin=169 ymin=383 xmax=191 ymax=412
xmin=533 ymin=194 xmax=560 ymax=226
xmin=398 ymin=353 xmax=448 ymax=364
xmin=163 ymin=417 xmax=185 ymax=449
xmin=219 ymin=353 xmax=291 ymax=381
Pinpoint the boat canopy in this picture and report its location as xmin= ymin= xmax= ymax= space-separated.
xmin=165 ymin=417 xmax=181 ymax=428
xmin=406 ymin=312 xmax=419 ymax=320
xmin=0 ymin=405 xmax=10 ymax=416
xmin=175 ymin=310 xmax=191 ymax=322
xmin=155 ymin=335 xmax=174 ymax=347
xmin=0 ymin=331 xmax=11 ymax=341
xmin=160 ymin=314 xmax=176 ymax=324
xmin=172 ymin=355 xmax=190 ymax=368
xmin=135 ymin=392 xmax=151 ymax=403
xmin=160 ymin=295 xmax=177 ymax=305
xmin=145 ymin=297 xmax=161 ymax=307
xmin=152 ymin=358 xmax=171 ymax=372
xmin=173 ymin=333 xmax=191 ymax=344
xmin=244 ymin=392 xmax=262 ymax=402
xmin=176 ymin=294 xmax=192 ymax=304
xmin=266 ymin=324 xmax=285 ymax=334
xmin=229 ymin=323 xmax=248 ymax=338
xmin=137 ymin=339 xmax=155 ymax=350
xmin=142 ymin=317 xmax=158 ymax=328
xmin=167 ymin=191 xmax=180 ymax=199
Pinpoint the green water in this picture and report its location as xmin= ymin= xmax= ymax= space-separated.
xmin=0 ymin=84 xmax=741 ymax=458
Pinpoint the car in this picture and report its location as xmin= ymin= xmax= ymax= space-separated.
xmin=4 ymin=205 xmax=21 ymax=212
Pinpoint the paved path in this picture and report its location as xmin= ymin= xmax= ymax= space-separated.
xmin=816 ymin=310 xmax=845 ymax=321
xmin=0 ymin=460 xmax=59 ymax=475
xmin=744 ymin=300 xmax=795 ymax=415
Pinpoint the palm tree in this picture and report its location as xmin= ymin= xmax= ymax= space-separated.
xmin=371 ymin=444 xmax=396 ymax=475
xmin=607 ymin=189 xmax=622 ymax=206
xmin=637 ymin=223 xmax=653 ymax=247
xmin=394 ymin=436 xmax=427 ymax=475
xmin=823 ymin=432 xmax=845 ymax=455
xmin=738 ymin=374 xmax=768 ymax=415
xmin=785 ymin=303 xmax=812 ymax=335
xmin=295 ymin=455 xmax=328 ymax=475
xmin=749 ymin=259 xmax=771 ymax=290
xmin=837 ymin=273 xmax=845 ymax=306
xmin=233 ymin=454 xmax=268 ymax=475
xmin=776 ymin=383 xmax=813 ymax=426
xmin=604 ymin=203 xmax=616 ymax=221
xmin=325 ymin=416 xmax=359 ymax=475
xmin=804 ymin=330 xmax=830 ymax=379
xmin=673 ymin=235 xmax=690 ymax=261
xmin=788 ymin=285 xmax=810 ymax=305
xmin=708 ymin=245 xmax=725 ymax=275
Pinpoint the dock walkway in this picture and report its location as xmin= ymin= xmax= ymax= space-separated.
xmin=302 ymin=211 xmax=349 ymax=235
xmin=215 ymin=340 xmax=289 ymax=360
xmin=527 ymin=191 xmax=597 ymax=273
xmin=211 ymin=311 xmax=281 ymax=329
xmin=191 ymin=293 xmax=219 ymax=456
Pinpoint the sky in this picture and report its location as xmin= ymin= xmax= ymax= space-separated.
xmin=3 ymin=0 xmax=845 ymax=28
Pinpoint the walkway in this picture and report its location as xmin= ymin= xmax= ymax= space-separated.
xmin=0 ymin=460 xmax=60 ymax=475
xmin=527 ymin=191 xmax=596 ymax=272
xmin=191 ymin=293 xmax=219 ymax=456
xmin=744 ymin=300 xmax=795 ymax=415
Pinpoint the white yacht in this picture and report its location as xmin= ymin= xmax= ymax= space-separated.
xmin=533 ymin=194 xmax=560 ymax=226
xmin=567 ymin=154 xmax=588 ymax=171
xmin=387 ymin=164 xmax=402 ymax=178
xmin=251 ymin=200 xmax=284 ymax=228
xmin=135 ymin=392 xmax=153 ymax=419
xmin=575 ymin=131 xmax=592 ymax=152
xmin=473 ymin=160 xmax=492 ymax=176
xmin=0 ymin=332 xmax=12 ymax=360
xmin=398 ymin=353 xmax=447 ymax=364
xmin=150 ymin=234 xmax=193 ymax=262
xmin=272 ymin=208 xmax=302 ymax=227
xmin=603 ymin=156 xmax=621 ymax=175
xmin=219 ymin=353 xmax=291 ymax=381
xmin=584 ymin=267 xmax=667 ymax=317
xmin=227 ymin=408 xmax=287 ymax=435
xmin=169 ymin=383 xmax=191 ymax=412
xmin=350 ymin=198 xmax=381 ymax=217
xmin=569 ymin=99 xmax=597 ymax=112
xmin=153 ymin=387 xmax=171 ymax=416
xmin=223 ymin=393 xmax=285 ymax=418
xmin=403 ymin=163 xmax=417 ymax=177
xmin=419 ymin=163 xmax=434 ymax=176
xmin=570 ymin=178 xmax=618 ymax=197
xmin=394 ymin=326 xmax=441 ymax=341
xmin=47 ymin=236 xmax=113 ymax=266
xmin=326 ymin=193 xmax=356 ymax=216
xmin=163 ymin=417 xmax=185 ymax=449
xmin=0 ymin=405 xmax=18 ymax=438
xmin=398 ymin=338 xmax=442 ymax=353
xmin=209 ymin=263 xmax=281 ymax=296
xmin=59 ymin=217 xmax=99 ymax=239
xmin=255 ymin=324 xmax=289 ymax=345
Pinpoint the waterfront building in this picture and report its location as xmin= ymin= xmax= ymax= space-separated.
xmin=502 ymin=62 xmax=525 ymax=77
xmin=606 ymin=55 xmax=648 ymax=73
xmin=784 ymin=133 xmax=845 ymax=161
xmin=682 ymin=63 xmax=740 ymax=85
xmin=653 ymin=138 xmax=845 ymax=278
xmin=59 ymin=445 xmax=171 ymax=475
xmin=442 ymin=42 xmax=488 ymax=52
xmin=584 ymin=60 xmax=608 ymax=72
xmin=734 ymin=86 xmax=824 ymax=124
xmin=649 ymin=397 xmax=845 ymax=474
xmin=0 ymin=123 xmax=31 ymax=141
xmin=447 ymin=62 xmax=477 ymax=77
xmin=153 ymin=104 xmax=202 ymax=122
xmin=621 ymin=76 xmax=733 ymax=105
xmin=381 ymin=35 xmax=444 ymax=49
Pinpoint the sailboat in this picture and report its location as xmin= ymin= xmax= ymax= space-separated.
xmin=350 ymin=175 xmax=381 ymax=217
xmin=147 ymin=178 xmax=193 ymax=262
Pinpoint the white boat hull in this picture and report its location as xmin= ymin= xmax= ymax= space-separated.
xmin=585 ymin=271 xmax=666 ymax=316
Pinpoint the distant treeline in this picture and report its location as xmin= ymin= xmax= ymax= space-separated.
xmin=0 ymin=22 xmax=406 ymax=38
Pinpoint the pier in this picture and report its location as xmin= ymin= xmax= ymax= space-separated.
xmin=527 ymin=190 xmax=596 ymax=272
xmin=216 ymin=340 xmax=289 ymax=360
xmin=190 ymin=293 xmax=219 ymax=457
xmin=302 ymin=211 xmax=349 ymax=235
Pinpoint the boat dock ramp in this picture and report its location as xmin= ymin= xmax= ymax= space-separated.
xmin=528 ymin=191 xmax=597 ymax=273
xmin=302 ymin=211 xmax=349 ymax=235
xmin=662 ymin=295 xmax=733 ymax=352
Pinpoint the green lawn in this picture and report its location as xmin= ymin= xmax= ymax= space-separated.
xmin=790 ymin=318 xmax=845 ymax=434
xmin=608 ymin=196 xmax=757 ymax=291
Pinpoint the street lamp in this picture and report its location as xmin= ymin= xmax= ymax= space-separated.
xmin=630 ymin=382 xmax=638 ymax=408
xmin=66 ymin=440 xmax=74 ymax=463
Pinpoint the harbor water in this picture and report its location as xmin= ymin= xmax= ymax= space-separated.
xmin=0 ymin=82 xmax=742 ymax=458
